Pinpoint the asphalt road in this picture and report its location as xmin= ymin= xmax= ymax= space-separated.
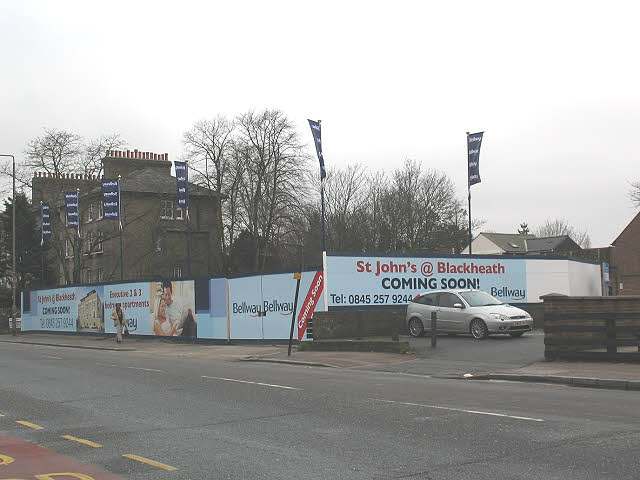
xmin=387 ymin=331 xmax=546 ymax=376
xmin=0 ymin=341 xmax=638 ymax=479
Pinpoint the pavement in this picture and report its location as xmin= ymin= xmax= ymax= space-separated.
xmin=2 ymin=332 xmax=639 ymax=391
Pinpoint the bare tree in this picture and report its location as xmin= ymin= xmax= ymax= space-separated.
xmin=81 ymin=133 xmax=127 ymax=176
xmin=628 ymin=180 xmax=640 ymax=208
xmin=302 ymin=159 xmax=469 ymax=255
xmin=235 ymin=109 xmax=308 ymax=270
xmin=1 ymin=128 xmax=126 ymax=193
xmin=181 ymin=116 xmax=236 ymax=272
xmin=24 ymin=128 xmax=84 ymax=176
xmin=322 ymin=164 xmax=369 ymax=251
xmin=535 ymin=218 xmax=591 ymax=248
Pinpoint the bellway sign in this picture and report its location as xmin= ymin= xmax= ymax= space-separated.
xmin=327 ymin=255 xmax=527 ymax=307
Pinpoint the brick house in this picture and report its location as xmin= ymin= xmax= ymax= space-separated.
xmin=33 ymin=150 xmax=222 ymax=286
xmin=610 ymin=211 xmax=640 ymax=295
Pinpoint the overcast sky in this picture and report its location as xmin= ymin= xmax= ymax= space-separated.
xmin=1 ymin=0 xmax=638 ymax=247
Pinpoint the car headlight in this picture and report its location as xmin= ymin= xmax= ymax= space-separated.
xmin=489 ymin=313 xmax=509 ymax=321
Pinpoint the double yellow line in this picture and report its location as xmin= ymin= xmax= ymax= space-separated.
xmin=5 ymin=414 xmax=178 ymax=471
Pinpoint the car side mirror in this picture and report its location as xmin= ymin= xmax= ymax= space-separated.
xmin=453 ymin=303 xmax=464 ymax=309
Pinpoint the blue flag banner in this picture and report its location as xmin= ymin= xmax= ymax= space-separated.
xmin=41 ymin=202 xmax=52 ymax=237
xmin=308 ymin=119 xmax=326 ymax=180
xmin=101 ymin=179 xmax=120 ymax=220
xmin=175 ymin=161 xmax=189 ymax=208
xmin=64 ymin=191 xmax=79 ymax=229
xmin=468 ymin=132 xmax=484 ymax=186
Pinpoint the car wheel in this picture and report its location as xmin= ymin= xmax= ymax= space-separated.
xmin=509 ymin=331 xmax=525 ymax=337
xmin=408 ymin=317 xmax=425 ymax=337
xmin=470 ymin=319 xmax=488 ymax=340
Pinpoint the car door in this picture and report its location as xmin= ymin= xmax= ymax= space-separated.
xmin=413 ymin=293 xmax=438 ymax=327
xmin=436 ymin=292 xmax=466 ymax=332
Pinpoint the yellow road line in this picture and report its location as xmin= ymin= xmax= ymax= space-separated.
xmin=16 ymin=420 xmax=44 ymax=430
xmin=123 ymin=454 xmax=177 ymax=471
xmin=0 ymin=414 xmax=5 ymax=417
xmin=61 ymin=435 xmax=103 ymax=448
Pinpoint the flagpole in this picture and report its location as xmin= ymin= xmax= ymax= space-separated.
xmin=466 ymin=132 xmax=472 ymax=255
xmin=186 ymin=207 xmax=192 ymax=276
xmin=118 ymin=175 xmax=124 ymax=281
xmin=40 ymin=202 xmax=44 ymax=288
xmin=186 ymin=161 xmax=191 ymax=277
xmin=318 ymin=120 xmax=329 ymax=312
xmin=77 ymin=188 xmax=81 ymax=283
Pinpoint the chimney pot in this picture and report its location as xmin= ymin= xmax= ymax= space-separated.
xmin=165 ymin=153 xmax=169 ymax=162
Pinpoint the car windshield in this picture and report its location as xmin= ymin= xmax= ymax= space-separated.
xmin=459 ymin=290 xmax=503 ymax=307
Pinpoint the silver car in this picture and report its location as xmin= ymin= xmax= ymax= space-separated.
xmin=406 ymin=289 xmax=534 ymax=339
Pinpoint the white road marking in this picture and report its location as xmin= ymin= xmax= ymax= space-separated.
xmin=202 ymin=375 xmax=301 ymax=390
xmin=96 ymin=363 xmax=118 ymax=367
xmin=372 ymin=398 xmax=544 ymax=422
xmin=43 ymin=355 xmax=62 ymax=360
xmin=126 ymin=366 xmax=165 ymax=373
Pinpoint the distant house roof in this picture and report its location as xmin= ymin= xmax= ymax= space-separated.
xmin=480 ymin=233 xmax=535 ymax=253
xmin=525 ymin=236 xmax=581 ymax=253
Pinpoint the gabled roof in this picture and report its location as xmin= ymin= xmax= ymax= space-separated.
xmin=479 ymin=233 xmax=535 ymax=253
xmin=612 ymin=210 xmax=640 ymax=246
xmin=525 ymin=235 xmax=581 ymax=253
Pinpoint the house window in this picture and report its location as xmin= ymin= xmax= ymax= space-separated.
xmin=98 ymin=201 xmax=103 ymax=219
xmin=160 ymin=200 xmax=174 ymax=219
xmin=86 ymin=269 xmax=92 ymax=284
xmin=175 ymin=207 xmax=184 ymax=220
xmin=97 ymin=268 xmax=103 ymax=282
xmin=86 ymin=231 xmax=94 ymax=254
xmin=173 ymin=267 xmax=182 ymax=278
xmin=87 ymin=203 xmax=94 ymax=222
xmin=65 ymin=239 xmax=73 ymax=258
xmin=96 ymin=231 xmax=104 ymax=253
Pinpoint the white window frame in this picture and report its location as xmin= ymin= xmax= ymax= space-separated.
xmin=98 ymin=201 xmax=103 ymax=219
xmin=175 ymin=206 xmax=184 ymax=220
xmin=173 ymin=267 xmax=182 ymax=278
xmin=96 ymin=231 xmax=104 ymax=253
xmin=160 ymin=200 xmax=174 ymax=220
xmin=86 ymin=231 xmax=94 ymax=254
xmin=97 ymin=268 xmax=103 ymax=282
xmin=65 ymin=238 xmax=73 ymax=258
xmin=87 ymin=203 xmax=94 ymax=222
xmin=86 ymin=269 xmax=92 ymax=284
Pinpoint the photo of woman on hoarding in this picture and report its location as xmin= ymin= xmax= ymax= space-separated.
xmin=150 ymin=280 xmax=197 ymax=337
xmin=153 ymin=297 xmax=178 ymax=336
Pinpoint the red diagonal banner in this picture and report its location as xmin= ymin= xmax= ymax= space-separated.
xmin=297 ymin=270 xmax=324 ymax=341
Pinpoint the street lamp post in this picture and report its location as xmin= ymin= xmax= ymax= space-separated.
xmin=0 ymin=154 xmax=16 ymax=336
